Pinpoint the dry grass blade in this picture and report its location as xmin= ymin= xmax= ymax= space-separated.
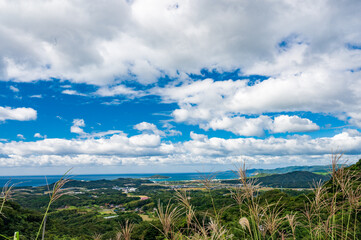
xmin=0 ymin=180 xmax=14 ymax=215
xmin=207 ymin=218 xmax=229 ymax=240
xmin=117 ymin=220 xmax=134 ymax=240
xmin=199 ymin=172 xmax=217 ymax=190
xmin=285 ymin=213 xmax=298 ymax=240
xmin=175 ymin=189 xmax=196 ymax=230
xmin=92 ymin=233 xmax=102 ymax=240
xmin=310 ymin=180 xmax=328 ymax=212
xmin=347 ymin=183 xmax=361 ymax=209
xmin=175 ymin=189 xmax=191 ymax=209
xmin=331 ymin=152 xmax=344 ymax=176
xmin=35 ymin=170 xmax=72 ymax=240
xmin=155 ymin=200 xmax=181 ymax=238
xmin=50 ymin=175 xmax=71 ymax=202
xmin=239 ymin=217 xmax=252 ymax=235
xmin=263 ymin=200 xmax=284 ymax=237
xmin=234 ymin=162 xmax=260 ymax=201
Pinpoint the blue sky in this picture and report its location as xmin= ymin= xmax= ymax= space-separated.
xmin=0 ymin=0 xmax=361 ymax=175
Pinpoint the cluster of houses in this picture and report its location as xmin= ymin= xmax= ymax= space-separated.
xmin=112 ymin=185 xmax=137 ymax=193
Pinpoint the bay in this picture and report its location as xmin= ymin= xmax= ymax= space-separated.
xmin=0 ymin=171 xmax=239 ymax=187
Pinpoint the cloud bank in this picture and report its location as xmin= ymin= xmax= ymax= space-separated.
xmin=0 ymin=129 xmax=360 ymax=167
xmin=0 ymin=0 xmax=360 ymax=86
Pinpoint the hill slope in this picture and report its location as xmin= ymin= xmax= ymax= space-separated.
xmin=257 ymin=171 xmax=331 ymax=188
xmin=250 ymin=164 xmax=345 ymax=175
xmin=222 ymin=171 xmax=331 ymax=188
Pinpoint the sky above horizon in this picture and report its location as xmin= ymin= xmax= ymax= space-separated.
xmin=1 ymin=0 xmax=361 ymax=175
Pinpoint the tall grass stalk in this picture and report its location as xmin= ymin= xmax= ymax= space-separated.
xmin=285 ymin=213 xmax=297 ymax=240
xmin=0 ymin=181 xmax=13 ymax=215
xmin=200 ymin=173 xmax=222 ymax=224
xmin=155 ymin=199 xmax=180 ymax=239
xmin=116 ymin=220 xmax=134 ymax=240
xmin=34 ymin=171 xmax=71 ymax=240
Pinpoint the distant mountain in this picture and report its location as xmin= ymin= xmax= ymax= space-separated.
xmin=249 ymin=164 xmax=345 ymax=175
xmin=221 ymin=171 xmax=331 ymax=188
xmin=256 ymin=171 xmax=331 ymax=188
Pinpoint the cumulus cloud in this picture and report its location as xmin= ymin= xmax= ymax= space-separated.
xmin=70 ymin=119 xmax=85 ymax=135
xmin=271 ymin=115 xmax=319 ymax=133
xmin=161 ymin=122 xmax=182 ymax=136
xmin=16 ymin=134 xmax=25 ymax=140
xmin=154 ymin=59 xmax=360 ymax=132
xmin=134 ymin=121 xmax=183 ymax=137
xmin=34 ymin=133 xmax=46 ymax=138
xmin=206 ymin=116 xmax=271 ymax=137
xmin=190 ymin=131 xmax=208 ymax=141
xmin=134 ymin=122 xmax=165 ymax=136
xmin=168 ymin=91 xmax=321 ymax=136
xmin=203 ymin=115 xmax=320 ymax=136
xmin=0 ymin=132 xmax=166 ymax=160
xmin=0 ymin=106 xmax=37 ymax=121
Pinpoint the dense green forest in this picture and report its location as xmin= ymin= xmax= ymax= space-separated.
xmin=1 ymin=156 xmax=360 ymax=239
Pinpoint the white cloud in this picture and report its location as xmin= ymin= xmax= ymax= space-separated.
xmin=206 ymin=116 xmax=272 ymax=137
xmin=16 ymin=134 xmax=25 ymax=140
xmin=70 ymin=119 xmax=124 ymax=138
xmin=34 ymin=133 xmax=46 ymax=138
xmin=61 ymin=89 xmax=87 ymax=96
xmin=95 ymin=85 xmax=144 ymax=98
xmin=29 ymin=94 xmax=42 ymax=98
xmin=87 ymin=130 xmax=123 ymax=138
xmin=154 ymin=57 xmax=361 ymax=132
xmin=0 ymin=106 xmax=37 ymax=121
xmin=70 ymin=119 xmax=85 ymax=135
xmin=134 ymin=121 xmax=183 ymax=137
xmin=271 ymin=115 xmax=320 ymax=133
xmin=202 ymin=114 xmax=319 ymax=136
xmin=9 ymin=86 xmax=19 ymax=92
xmin=190 ymin=131 xmax=207 ymax=141
xmin=348 ymin=112 xmax=361 ymax=128
xmin=101 ymin=99 xmax=122 ymax=105
xmin=171 ymin=108 xmax=320 ymax=136
xmin=161 ymin=122 xmax=182 ymax=136
xmin=0 ymin=132 xmax=166 ymax=159
xmin=134 ymin=122 xmax=164 ymax=136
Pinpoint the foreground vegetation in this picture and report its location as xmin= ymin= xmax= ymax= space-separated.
xmin=1 ymin=155 xmax=360 ymax=239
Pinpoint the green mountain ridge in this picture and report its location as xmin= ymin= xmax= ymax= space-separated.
xmin=251 ymin=164 xmax=345 ymax=175
xmin=222 ymin=170 xmax=331 ymax=188
xmin=256 ymin=171 xmax=331 ymax=188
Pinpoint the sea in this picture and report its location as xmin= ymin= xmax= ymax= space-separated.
xmin=0 ymin=171 xmax=240 ymax=188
